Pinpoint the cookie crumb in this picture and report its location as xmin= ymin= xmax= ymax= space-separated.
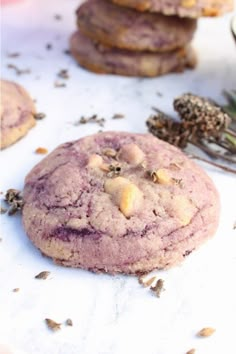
xmin=45 ymin=318 xmax=61 ymax=331
xmin=35 ymin=147 xmax=48 ymax=155
xmin=35 ymin=271 xmax=50 ymax=279
xmin=197 ymin=327 xmax=215 ymax=337
xmin=150 ymin=278 xmax=165 ymax=297
xmin=112 ymin=113 xmax=125 ymax=119
xmin=186 ymin=349 xmax=196 ymax=354
xmin=139 ymin=276 xmax=157 ymax=288
xmin=13 ymin=288 xmax=20 ymax=292
xmin=74 ymin=115 xmax=105 ymax=128
xmin=65 ymin=318 xmax=73 ymax=326
xmin=34 ymin=112 xmax=46 ymax=120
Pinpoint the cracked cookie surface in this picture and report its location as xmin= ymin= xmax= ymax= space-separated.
xmin=22 ymin=132 xmax=220 ymax=274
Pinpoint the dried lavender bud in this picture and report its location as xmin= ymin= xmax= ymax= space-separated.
xmin=197 ymin=327 xmax=215 ymax=337
xmin=57 ymin=69 xmax=69 ymax=80
xmin=65 ymin=319 xmax=73 ymax=326
xmin=7 ymin=64 xmax=31 ymax=75
xmin=174 ymin=93 xmax=231 ymax=139
xmin=5 ymin=189 xmax=24 ymax=215
xmin=34 ymin=112 xmax=46 ymax=120
xmin=35 ymin=271 xmax=50 ymax=279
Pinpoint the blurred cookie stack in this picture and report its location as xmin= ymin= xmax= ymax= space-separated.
xmin=70 ymin=0 xmax=234 ymax=77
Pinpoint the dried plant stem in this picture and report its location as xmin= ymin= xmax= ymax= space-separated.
xmin=192 ymin=141 xmax=236 ymax=164
xmin=189 ymin=154 xmax=236 ymax=174
xmin=225 ymin=128 xmax=236 ymax=138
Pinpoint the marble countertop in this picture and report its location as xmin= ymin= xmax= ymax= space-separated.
xmin=1 ymin=1 xmax=236 ymax=353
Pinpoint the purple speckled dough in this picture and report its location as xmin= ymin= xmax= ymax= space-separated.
xmin=77 ymin=0 xmax=197 ymax=52
xmin=22 ymin=132 xmax=220 ymax=274
xmin=70 ymin=31 xmax=197 ymax=77
xmin=111 ymin=0 xmax=234 ymax=18
xmin=0 ymin=79 xmax=36 ymax=149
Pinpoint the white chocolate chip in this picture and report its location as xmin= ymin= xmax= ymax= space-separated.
xmin=119 ymin=183 xmax=143 ymax=217
xmin=171 ymin=195 xmax=195 ymax=226
xmin=118 ymin=143 xmax=145 ymax=165
xmin=104 ymin=176 xmax=143 ymax=217
xmin=87 ymin=154 xmax=103 ymax=168
xmin=152 ymin=168 xmax=173 ymax=185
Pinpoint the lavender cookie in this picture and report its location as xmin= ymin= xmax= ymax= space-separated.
xmin=111 ymin=0 xmax=233 ymax=17
xmin=0 ymin=79 xmax=36 ymax=149
xmin=22 ymin=132 xmax=220 ymax=274
xmin=70 ymin=31 xmax=196 ymax=77
xmin=77 ymin=0 xmax=197 ymax=52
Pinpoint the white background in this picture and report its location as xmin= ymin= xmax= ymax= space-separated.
xmin=1 ymin=1 xmax=236 ymax=353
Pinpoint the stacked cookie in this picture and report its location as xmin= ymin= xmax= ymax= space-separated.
xmin=70 ymin=0 xmax=233 ymax=77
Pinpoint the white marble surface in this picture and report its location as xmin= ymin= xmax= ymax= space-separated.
xmin=1 ymin=1 xmax=236 ymax=353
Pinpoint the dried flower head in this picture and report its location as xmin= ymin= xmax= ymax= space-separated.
xmin=146 ymin=113 xmax=189 ymax=148
xmin=174 ymin=93 xmax=231 ymax=139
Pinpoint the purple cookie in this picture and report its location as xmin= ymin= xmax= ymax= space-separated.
xmin=77 ymin=0 xmax=197 ymax=52
xmin=70 ymin=31 xmax=197 ymax=77
xmin=111 ymin=0 xmax=234 ymax=18
xmin=22 ymin=132 xmax=220 ymax=274
xmin=0 ymin=79 xmax=36 ymax=149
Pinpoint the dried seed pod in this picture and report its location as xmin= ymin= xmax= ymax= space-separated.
xmin=146 ymin=113 xmax=189 ymax=148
